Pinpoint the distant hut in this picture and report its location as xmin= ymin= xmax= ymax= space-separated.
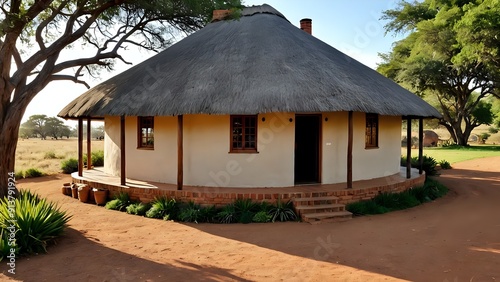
xmin=59 ymin=4 xmax=440 ymax=190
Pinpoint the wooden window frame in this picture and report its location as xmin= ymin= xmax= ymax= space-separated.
xmin=230 ymin=115 xmax=258 ymax=153
xmin=138 ymin=116 xmax=154 ymax=149
xmin=365 ymin=113 xmax=379 ymax=149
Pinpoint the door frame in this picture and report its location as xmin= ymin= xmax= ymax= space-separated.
xmin=294 ymin=114 xmax=322 ymax=184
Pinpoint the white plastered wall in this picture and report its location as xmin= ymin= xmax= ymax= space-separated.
xmin=103 ymin=112 xmax=401 ymax=187
xmin=183 ymin=113 xmax=295 ymax=187
xmin=321 ymin=112 xmax=401 ymax=184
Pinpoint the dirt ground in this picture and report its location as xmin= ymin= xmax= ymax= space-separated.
xmin=1 ymin=157 xmax=499 ymax=281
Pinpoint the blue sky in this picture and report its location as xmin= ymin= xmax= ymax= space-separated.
xmin=24 ymin=1 xmax=404 ymax=123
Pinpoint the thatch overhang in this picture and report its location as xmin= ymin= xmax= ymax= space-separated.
xmin=58 ymin=4 xmax=441 ymax=119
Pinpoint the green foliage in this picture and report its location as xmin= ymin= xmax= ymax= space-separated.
xmin=145 ymin=197 xmax=179 ymax=220
xmin=252 ymin=211 xmax=272 ymax=223
xmin=83 ymin=150 xmax=105 ymax=167
xmin=199 ymin=205 xmax=218 ymax=223
xmin=480 ymin=133 xmax=491 ymax=143
xmin=0 ymin=229 xmax=16 ymax=261
xmin=346 ymin=200 xmax=390 ymax=216
xmin=346 ymin=179 xmax=448 ymax=216
xmin=0 ymin=190 xmax=71 ymax=255
xmin=216 ymin=204 xmax=237 ymax=224
xmin=20 ymin=115 xmax=72 ymax=140
xmin=24 ymin=168 xmax=44 ymax=178
xmin=179 ymin=202 xmax=202 ymax=223
xmin=268 ymin=198 xmax=297 ymax=222
xmin=489 ymin=127 xmax=499 ymax=134
xmin=438 ymin=160 xmax=452 ymax=169
xmin=400 ymin=155 xmax=438 ymax=176
xmin=379 ymin=0 xmax=500 ymax=146
xmin=61 ymin=158 xmax=78 ymax=174
xmin=15 ymin=171 xmax=24 ymax=179
xmin=234 ymin=198 xmax=258 ymax=224
xmin=105 ymin=192 xmax=131 ymax=211
xmin=126 ymin=202 xmax=151 ymax=216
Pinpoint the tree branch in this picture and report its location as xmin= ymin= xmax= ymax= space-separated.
xmin=49 ymin=74 xmax=90 ymax=89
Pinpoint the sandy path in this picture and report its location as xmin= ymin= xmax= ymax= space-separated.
xmin=1 ymin=157 xmax=499 ymax=281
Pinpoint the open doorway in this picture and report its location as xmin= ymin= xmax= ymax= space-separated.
xmin=294 ymin=115 xmax=321 ymax=184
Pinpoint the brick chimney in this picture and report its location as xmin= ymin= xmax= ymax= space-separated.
xmin=212 ymin=9 xmax=231 ymax=22
xmin=300 ymin=18 xmax=312 ymax=35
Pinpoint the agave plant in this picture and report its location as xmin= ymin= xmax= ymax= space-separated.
xmin=0 ymin=190 xmax=71 ymax=255
xmin=268 ymin=198 xmax=297 ymax=222
xmin=126 ymin=202 xmax=151 ymax=216
xmin=105 ymin=192 xmax=131 ymax=211
xmin=216 ymin=204 xmax=237 ymax=224
xmin=145 ymin=196 xmax=179 ymax=220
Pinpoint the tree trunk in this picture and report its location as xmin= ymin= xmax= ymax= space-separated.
xmin=0 ymin=117 xmax=21 ymax=198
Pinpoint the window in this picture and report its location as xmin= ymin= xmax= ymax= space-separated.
xmin=230 ymin=115 xmax=257 ymax=153
xmin=365 ymin=113 xmax=378 ymax=148
xmin=138 ymin=116 xmax=154 ymax=149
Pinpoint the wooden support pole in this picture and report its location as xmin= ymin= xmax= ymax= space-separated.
xmin=177 ymin=115 xmax=184 ymax=190
xmin=406 ymin=117 xmax=412 ymax=179
xmin=347 ymin=111 xmax=353 ymax=189
xmin=120 ymin=116 xmax=126 ymax=186
xmin=419 ymin=118 xmax=424 ymax=175
xmin=78 ymin=118 xmax=83 ymax=177
xmin=87 ymin=118 xmax=92 ymax=170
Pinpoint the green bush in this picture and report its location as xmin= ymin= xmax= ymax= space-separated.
xmin=439 ymin=160 xmax=452 ymax=169
xmin=488 ymin=127 xmax=499 ymax=134
xmin=216 ymin=204 xmax=237 ymax=224
xmin=401 ymin=155 xmax=438 ymax=177
xmin=83 ymin=150 xmax=105 ymax=167
xmin=234 ymin=198 xmax=258 ymax=224
xmin=145 ymin=197 xmax=179 ymax=220
xmin=346 ymin=200 xmax=390 ymax=216
xmin=0 ymin=190 xmax=71 ymax=255
xmin=14 ymin=171 xmax=24 ymax=179
xmin=126 ymin=202 xmax=151 ymax=216
xmin=61 ymin=158 xmax=78 ymax=174
xmin=268 ymin=198 xmax=297 ymax=222
xmin=346 ymin=179 xmax=448 ymax=216
xmin=199 ymin=205 xmax=218 ymax=223
xmin=24 ymin=168 xmax=44 ymax=178
xmin=252 ymin=211 xmax=272 ymax=223
xmin=179 ymin=202 xmax=202 ymax=223
xmin=105 ymin=192 xmax=130 ymax=211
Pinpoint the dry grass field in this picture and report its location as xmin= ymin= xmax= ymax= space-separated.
xmin=15 ymin=138 xmax=104 ymax=175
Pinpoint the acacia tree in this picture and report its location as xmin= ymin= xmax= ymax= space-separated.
xmin=378 ymin=0 xmax=499 ymax=145
xmin=0 ymin=0 xmax=241 ymax=197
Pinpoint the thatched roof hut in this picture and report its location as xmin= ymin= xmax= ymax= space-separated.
xmin=58 ymin=4 xmax=440 ymax=119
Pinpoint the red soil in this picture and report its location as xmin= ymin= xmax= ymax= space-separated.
xmin=1 ymin=156 xmax=499 ymax=281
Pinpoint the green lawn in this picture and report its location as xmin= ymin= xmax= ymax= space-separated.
xmin=401 ymin=145 xmax=500 ymax=164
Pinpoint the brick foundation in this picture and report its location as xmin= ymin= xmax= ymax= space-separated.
xmin=72 ymin=172 xmax=426 ymax=207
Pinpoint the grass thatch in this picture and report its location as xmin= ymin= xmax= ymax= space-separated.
xmin=59 ymin=4 xmax=440 ymax=119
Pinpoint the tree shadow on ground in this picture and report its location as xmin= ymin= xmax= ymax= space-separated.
xmin=0 ymin=228 xmax=251 ymax=282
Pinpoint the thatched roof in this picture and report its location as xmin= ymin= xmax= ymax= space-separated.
xmin=58 ymin=4 xmax=441 ymax=119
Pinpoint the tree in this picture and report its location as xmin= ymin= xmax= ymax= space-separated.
xmin=21 ymin=114 xmax=49 ymax=140
xmin=0 ymin=0 xmax=242 ymax=197
xmin=45 ymin=116 xmax=71 ymax=139
xmin=378 ymin=0 xmax=500 ymax=145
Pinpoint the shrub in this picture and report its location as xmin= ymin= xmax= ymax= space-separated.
xmin=179 ymin=202 xmax=202 ymax=223
xmin=24 ymin=168 xmax=44 ymax=178
xmin=346 ymin=200 xmax=390 ymax=216
xmin=15 ymin=171 xmax=24 ymax=179
xmin=216 ymin=204 xmax=237 ymax=224
xmin=401 ymin=155 xmax=438 ymax=177
xmin=252 ymin=211 xmax=272 ymax=223
xmin=0 ymin=190 xmax=71 ymax=255
xmin=234 ymin=198 xmax=258 ymax=224
xmin=105 ymin=192 xmax=130 ymax=211
xmin=479 ymin=133 xmax=491 ymax=143
xmin=439 ymin=160 xmax=452 ymax=169
xmin=61 ymin=158 xmax=78 ymax=174
xmin=346 ymin=179 xmax=448 ymax=216
xmin=199 ymin=205 xmax=218 ymax=223
xmin=83 ymin=150 xmax=105 ymax=167
xmin=145 ymin=197 xmax=179 ymax=220
xmin=126 ymin=202 xmax=151 ymax=216
xmin=268 ymin=198 xmax=297 ymax=222
xmin=489 ymin=127 xmax=499 ymax=134
xmin=43 ymin=151 xmax=58 ymax=159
